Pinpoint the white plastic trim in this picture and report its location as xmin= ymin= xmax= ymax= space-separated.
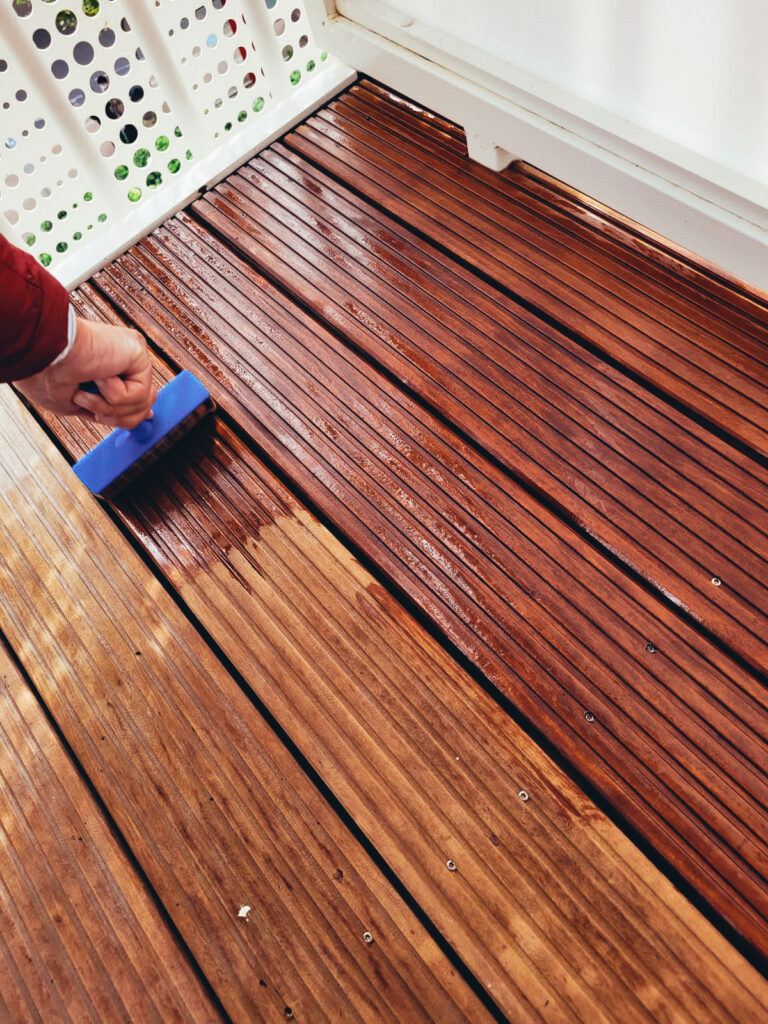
xmin=1 ymin=0 xmax=355 ymax=288
xmin=305 ymin=0 xmax=768 ymax=294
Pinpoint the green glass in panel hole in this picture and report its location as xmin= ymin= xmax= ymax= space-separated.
xmin=73 ymin=231 xmax=82 ymax=240
xmin=83 ymin=191 xmax=93 ymax=201
xmin=174 ymin=126 xmax=182 ymax=137
xmin=114 ymin=164 xmax=129 ymax=179
xmin=224 ymin=122 xmax=232 ymax=131
xmin=146 ymin=171 xmax=161 ymax=188
xmin=307 ymin=60 xmax=315 ymax=72
xmin=55 ymin=241 xmax=68 ymax=252
xmin=98 ymin=212 xmax=107 ymax=221
xmin=155 ymin=134 xmax=169 ymax=151
xmin=127 ymin=187 xmax=141 ymax=201
xmin=39 ymin=253 xmax=52 ymax=266
xmin=253 ymin=97 xmax=264 ymax=111
xmin=238 ymin=110 xmax=247 ymax=122
xmin=82 ymin=0 xmax=100 ymax=15
xmin=41 ymin=220 xmax=52 ymax=232
xmin=290 ymin=70 xmax=301 ymax=84
xmin=57 ymin=210 xmax=67 ymax=219
xmin=168 ymin=158 xmax=180 ymax=173
xmin=25 ymin=233 xmax=36 ymax=246
xmin=133 ymin=148 xmax=150 ymax=167
xmin=185 ymin=149 xmax=192 ymax=159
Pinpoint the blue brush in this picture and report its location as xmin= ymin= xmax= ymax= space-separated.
xmin=73 ymin=370 xmax=214 ymax=499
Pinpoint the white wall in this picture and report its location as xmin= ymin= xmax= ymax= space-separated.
xmin=357 ymin=0 xmax=768 ymax=188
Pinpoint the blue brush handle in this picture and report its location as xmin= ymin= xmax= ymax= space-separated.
xmin=80 ymin=381 xmax=154 ymax=442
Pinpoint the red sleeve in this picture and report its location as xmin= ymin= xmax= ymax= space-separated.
xmin=0 ymin=234 xmax=70 ymax=383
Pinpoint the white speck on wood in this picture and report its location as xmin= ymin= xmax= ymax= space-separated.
xmin=238 ymin=905 xmax=251 ymax=919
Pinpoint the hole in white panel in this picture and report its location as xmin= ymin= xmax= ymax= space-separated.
xmin=15 ymin=89 xmax=27 ymax=102
xmin=223 ymin=18 xmax=237 ymax=37
xmin=0 ymin=60 xmax=8 ymax=72
xmin=85 ymin=115 xmax=101 ymax=133
xmin=142 ymin=110 xmax=157 ymax=127
xmin=52 ymin=144 xmax=63 ymax=155
xmin=100 ymin=140 xmax=115 ymax=156
xmin=212 ymin=0 xmax=226 ymax=8
xmin=206 ymin=33 xmax=218 ymax=48
xmin=243 ymin=71 xmax=255 ymax=88
xmin=51 ymin=60 xmax=70 ymax=80
xmin=291 ymin=8 xmax=301 ymax=21
xmin=217 ymin=60 xmax=228 ymax=74
xmin=192 ymin=45 xmax=202 ymax=57
xmin=13 ymin=1 xmax=32 ymax=18
xmin=115 ymin=57 xmax=130 ymax=75
xmin=203 ymin=72 xmax=212 ymax=83
xmin=129 ymin=85 xmax=144 ymax=102
xmin=82 ymin=0 xmax=100 ymax=16
xmin=105 ymin=98 xmax=124 ymax=119
xmin=23 ymin=163 xmax=34 ymax=174
xmin=180 ymin=17 xmax=189 ymax=29
xmin=56 ymin=10 xmax=78 ymax=35
xmin=69 ymin=87 xmax=86 ymax=107
xmin=100 ymin=28 xmax=116 ymax=47
xmin=227 ymin=85 xmax=237 ymax=99
xmin=74 ymin=41 xmax=95 ymax=65
xmin=119 ymin=123 xmax=138 ymax=143
xmin=195 ymin=5 xmax=206 ymax=20
xmin=90 ymin=70 xmax=110 ymax=92
xmin=299 ymin=34 xmax=308 ymax=47
xmin=161 ymin=101 xmax=170 ymax=113
xmin=33 ymin=28 xmax=52 ymax=49
xmin=5 ymin=175 xmax=19 ymax=188
xmin=34 ymin=118 xmax=45 ymax=129
xmin=68 ymin=167 xmax=78 ymax=178
xmin=149 ymin=74 xmax=158 ymax=87
xmin=281 ymin=45 xmax=293 ymax=61
xmin=5 ymin=211 xmax=20 ymax=226
xmin=234 ymin=45 xmax=246 ymax=63
xmin=23 ymin=198 xmax=36 ymax=211
xmin=273 ymin=18 xmax=285 ymax=35
xmin=41 ymin=187 xmax=52 ymax=197
xmin=120 ymin=17 xmax=131 ymax=32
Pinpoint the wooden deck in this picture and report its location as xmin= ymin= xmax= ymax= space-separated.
xmin=2 ymin=79 xmax=768 ymax=1021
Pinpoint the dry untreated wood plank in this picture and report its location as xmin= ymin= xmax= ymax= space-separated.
xmin=282 ymin=81 xmax=768 ymax=456
xmin=0 ymin=635 xmax=222 ymax=1024
xmin=34 ymin=284 xmax=768 ymax=1024
xmin=0 ymin=386 xmax=490 ymax=1024
xmin=191 ymin=145 xmax=768 ymax=675
xmin=93 ymin=229 xmax=768 ymax=961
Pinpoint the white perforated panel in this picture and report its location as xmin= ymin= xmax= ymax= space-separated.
xmin=1 ymin=0 xmax=353 ymax=286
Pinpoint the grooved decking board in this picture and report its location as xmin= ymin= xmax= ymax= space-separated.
xmin=0 ymin=636 xmax=222 ymax=1024
xmin=93 ymin=220 xmax=768 ymax=960
xmin=282 ymin=81 xmax=768 ymax=456
xmin=191 ymin=144 xmax=768 ymax=675
xmin=0 ymin=388 xmax=490 ymax=1024
xmin=37 ymin=287 xmax=768 ymax=1024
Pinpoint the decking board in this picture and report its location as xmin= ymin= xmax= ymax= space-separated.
xmin=91 ymin=210 xmax=768 ymax=959
xmin=190 ymin=143 xmax=768 ymax=674
xmin=283 ymin=81 xmax=768 ymax=456
xmin=0 ymin=635 xmax=222 ymax=1024
xmin=0 ymin=386 xmax=489 ymax=1024
xmin=31 ymin=286 xmax=768 ymax=1023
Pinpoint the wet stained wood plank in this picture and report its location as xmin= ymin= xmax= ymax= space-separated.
xmin=0 ymin=387 xmax=491 ymax=1024
xmin=93 ymin=228 xmax=768 ymax=961
xmin=0 ymin=635 xmax=222 ymax=1024
xmin=282 ymin=81 xmax=768 ymax=456
xmin=191 ymin=146 xmax=768 ymax=676
xmin=33 ymin=286 xmax=768 ymax=1024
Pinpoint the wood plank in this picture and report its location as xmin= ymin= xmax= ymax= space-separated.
xmin=0 ymin=386 xmax=490 ymax=1024
xmin=281 ymin=81 xmax=768 ymax=456
xmin=0 ymin=635 xmax=222 ymax=1024
xmin=92 ymin=225 xmax=768 ymax=961
xmin=190 ymin=144 xmax=768 ymax=675
xmin=36 ymin=284 xmax=768 ymax=1024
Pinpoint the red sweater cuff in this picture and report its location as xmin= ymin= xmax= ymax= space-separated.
xmin=0 ymin=235 xmax=70 ymax=383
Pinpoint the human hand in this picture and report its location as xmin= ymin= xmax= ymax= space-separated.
xmin=14 ymin=317 xmax=157 ymax=430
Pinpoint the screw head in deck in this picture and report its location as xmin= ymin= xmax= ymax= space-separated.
xmin=446 ymin=859 xmax=457 ymax=872
xmin=711 ymin=576 xmax=722 ymax=587
xmin=645 ymin=642 xmax=656 ymax=654
xmin=518 ymin=790 xmax=530 ymax=802
xmin=584 ymin=711 xmax=595 ymax=723
xmin=363 ymin=931 xmax=374 ymax=944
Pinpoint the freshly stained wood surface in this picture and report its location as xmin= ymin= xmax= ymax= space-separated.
xmin=94 ymin=213 xmax=768 ymax=960
xmin=0 ymin=387 xmax=490 ymax=1024
xmin=35 ymin=287 xmax=768 ymax=1024
xmin=283 ymin=80 xmax=768 ymax=456
xmin=0 ymin=635 xmax=222 ymax=1024
xmin=192 ymin=142 xmax=768 ymax=675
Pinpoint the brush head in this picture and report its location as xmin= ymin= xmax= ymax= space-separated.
xmin=73 ymin=370 xmax=213 ymax=499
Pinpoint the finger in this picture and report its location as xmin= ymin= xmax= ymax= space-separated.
xmin=92 ymin=373 xmax=156 ymax=410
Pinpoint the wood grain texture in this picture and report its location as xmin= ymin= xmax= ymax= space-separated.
xmin=281 ymin=81 xmax=768 ymax=456
xmin=92 ymin=220 xmax=768 ymax=960
xmin=32 ymin=286 xmax=768 ymax=1024
xmin=0 ymin=635 xmax=222 ymax=1024
xmin=190 ymin=143 xmax=768 ymax=675
xmin=0 ymin=385 xmax=489 ymax=1024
